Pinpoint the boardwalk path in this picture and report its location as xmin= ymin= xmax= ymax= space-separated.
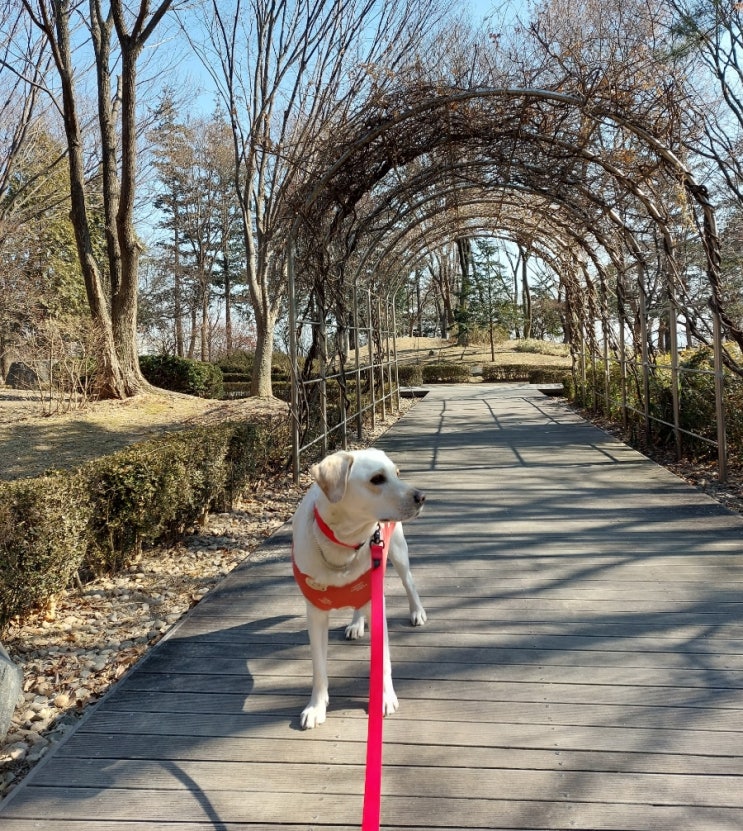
xmin=2 ymin=384 xmax=742 ymax=830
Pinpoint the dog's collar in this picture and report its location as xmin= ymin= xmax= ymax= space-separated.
xmin=313 ymin=505 xmax=365 ymax=551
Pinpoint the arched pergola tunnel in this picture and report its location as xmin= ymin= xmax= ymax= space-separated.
xmin=286 ymin=85 xmax=734 ymax=481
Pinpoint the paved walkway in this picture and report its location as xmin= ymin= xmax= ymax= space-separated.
xmin=2 ymin=384 xmax=742 ymax=830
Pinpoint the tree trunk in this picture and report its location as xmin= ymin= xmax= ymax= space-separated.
xmin=251 ymin=312 xmax=275 ymax=397
xmin=174 ymin=215 xmax=184 ymax=356
xmin=521 ymin=246 xmax=532 ymax=340
xmin=53 ymin=2 xmax=127 ymax=398
xmin=224 ymin=255 xmax=233 ymax=353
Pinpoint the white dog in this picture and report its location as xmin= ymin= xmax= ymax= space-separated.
xmin=292 ymin=448 xmax=426 ymax=729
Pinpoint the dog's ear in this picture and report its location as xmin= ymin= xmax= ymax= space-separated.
xmin=311 ymin=452 xmax=354 ymax=503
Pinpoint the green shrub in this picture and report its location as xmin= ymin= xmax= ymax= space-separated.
xmin=422 ymin=363 xmax=471 ymax=383
xmin=215 ymin=350 xmax=254 ymax=376
xmin=482 ymin=363 xmax=532 ymax=382
xmin=0 ymin=474 xmax=89 ymax=628
xmin=0 ymin=408 xmax=291 ymax=629
xmin=215 ymin=350 xmax=293 ymax=383
xmin=223 ymin=380 xmax=252 ymax=399
xmin=273 ymin=381 xmax=291 ymax=402
xmin=140 ymin=355 xmax=224 ymax=399
xmin=84 ymin=427 xmax=233 ymax=574
xmin=397 ymin=364 xmax=423 ymax=386
xmin=528 ymin=367 xmax=571 ymax=385
xmin=513 ymin=339 xmax=570 ymax=357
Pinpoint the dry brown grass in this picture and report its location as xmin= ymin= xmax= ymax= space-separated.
xmin=395 ymin=336 xmax=571 ymax=367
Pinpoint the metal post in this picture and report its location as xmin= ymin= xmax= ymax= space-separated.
xmin=391 ymin=297 xmax=400 ymax=413
xmin=639 ymin=287 xmax=651 ymax=445
xmin=712 ymin=305 xmax=728 ymax=484
xmin=319 ymin=302 xmax=328 ymax=456
xmin=617 ymin=277 xmax=628 ymax=429
xmin=367 ymin=289 xmax=376 ymax=432
xmin=377 ymin=294 xmax=386 ymax=421
xmin=353 ymin=282 xmax=363 ymax=440
xmin=602 ymin=318 xmax=610 ymax=415
xmin=579 ymin=327 xmax=586 ymax=406
xmin=668 ymin=292 xmax=682 ymax=460
xmin=287 ymin=242 xmax=300 ymax=483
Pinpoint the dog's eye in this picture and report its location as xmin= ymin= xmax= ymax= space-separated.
xmin=370 ymin=474 xmax=386 ymax=486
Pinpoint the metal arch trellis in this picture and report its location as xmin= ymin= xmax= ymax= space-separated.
xmin=284 ymin=84 xmax=732 ymax=483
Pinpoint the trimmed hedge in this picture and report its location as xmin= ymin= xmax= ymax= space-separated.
xmin=0 ymin=409 xmax=290 ymax=630
xmin=421 ymin=363 xmax=471 ymax=383
xmin=397 ymin=364 xmax=423 ymax=386
xmin=140 ymin=355 xmax=224 ymax=399
xmin=215 ymin=350 xmax=293 ymax=383
xmin=528 ymin=367 xmax=571 ymax=385
xmin=482 ymin=363 xmax=529 ymax=381
xmin=0 ymin=475 xmax=90 ymax=628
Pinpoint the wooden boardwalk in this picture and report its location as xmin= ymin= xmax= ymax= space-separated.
xmin=2 ymin=384 xmax=743 ymax=830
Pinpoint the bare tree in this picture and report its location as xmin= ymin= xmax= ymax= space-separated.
xmin=183 ymin=0 xmax=447 ymax=397
xmin=17 ymin=0 xmax=175 ymax=398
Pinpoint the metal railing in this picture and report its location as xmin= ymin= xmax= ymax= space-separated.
xmin=287 ymin=261 xmax=401 ymax=481
xmin=576 ymin=304 xmax=732 ymax=483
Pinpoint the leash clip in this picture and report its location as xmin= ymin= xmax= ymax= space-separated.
xmin=371 ymin=524 xmax=383 ymax=569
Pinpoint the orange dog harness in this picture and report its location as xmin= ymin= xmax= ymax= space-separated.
xmin=292 ymin=509 xmax=394 ymax=610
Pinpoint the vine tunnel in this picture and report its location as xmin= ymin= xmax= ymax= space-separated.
xmin=285 ymin=84 xmax=731 ymax=480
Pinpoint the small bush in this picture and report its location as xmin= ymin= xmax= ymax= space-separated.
xmin=215 ymin=350 xmax=294 ymax=383
xmin=528 ymin=367 xmax=571 ymax=385
xmin=513 ymin=339 xmax=570 ymax=357
xmin=223 ymin=380 xmax=252 ymax=399
xmin=84 ymin=427 xmax=233 ymax=574
xmin=0 ymin=474 xmax=90 ymax=628
xmin=397 ymin=364 xmax=423 ymax=386
xmin=215 ymin=350 xmax=254 ymax=376
xmin=482 ymin=363 xmax=532 ymax=382
xmin=140 ymin=355 xmax=224 ymax=399
xmin=422 ymin=363 xmax=471 ymax=383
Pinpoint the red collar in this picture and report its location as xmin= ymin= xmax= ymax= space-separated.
xmin=313 ymin=505 xmax=365 ymax=550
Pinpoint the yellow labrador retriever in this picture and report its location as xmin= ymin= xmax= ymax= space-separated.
xmin=292 ymin=448 xmax=426 ymax=729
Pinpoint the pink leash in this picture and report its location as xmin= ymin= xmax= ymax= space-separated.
xmin=361 ymin=524 xmax=388 ymax=831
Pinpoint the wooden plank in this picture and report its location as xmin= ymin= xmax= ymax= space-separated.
xmin=97 ymin=688 xmax=743 ymax=732
xmin=73 ymin=709 xmax=743 ymax=756
xmin=142 ymin=638 xmax=743 ymax=671
xmin=53 ymin=731 xmax=743 ymax=776
xmin=5 ymin=787 xmax=743 ymax=830
xmin=165 ymin=627 xmax=743 ymax=657
xmin=111 ymin=672 xmax=743 ymax=713
xmin=125 ymin=653 xmax=743 ymax=688
xmin=173 ymin=612 xmax=743 ymax=639
xmin=26 ymin=759 xmax=743 ymax=808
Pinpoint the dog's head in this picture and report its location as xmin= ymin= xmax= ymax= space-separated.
xmin=311 ymin=448 xmax=424 ymax=523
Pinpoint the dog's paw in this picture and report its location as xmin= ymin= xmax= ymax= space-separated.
xmin=345 ymin=618 xmax=365 ymax=640
xmin=300 ymin=702 xmax=327 ymax=730
xmin=382 ymin=688 xmax=399 ymax=717
xmin=410 ymin=607 xmax=427 ymax=627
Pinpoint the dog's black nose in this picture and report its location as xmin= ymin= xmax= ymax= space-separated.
xmin=414 ymin=490 xmax=425 ymax=505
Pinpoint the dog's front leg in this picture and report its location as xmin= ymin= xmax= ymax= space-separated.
xmin=301 ymin=601 xmax=330 ymax=729
xmin=389 ymin=529 xmax=427 ymax=627
xmin=345 ymin=605 xmax=366 ymax=640
xmin=382 ymin=597 xmax=399 ymax=717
